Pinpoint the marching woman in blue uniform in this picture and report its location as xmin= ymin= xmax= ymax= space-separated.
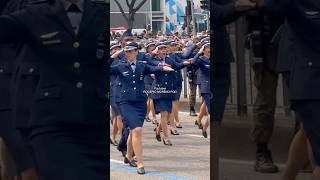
xmin=110 ymin=42 xmax=123 ymax=146
xmin=151 ymin=43 xmax=191 ymax=146
xmin=109 ymin=42 xmax=174 ymax=174
xmin=191 ymin=42 xmax=210 ymax=138
xmin=0 ymin=0 xmax=109 ymax=179
xmin=167 ymin=41 xmax=188 ymax=135
xmin=144 ymin=41 xmax=157 ymax=124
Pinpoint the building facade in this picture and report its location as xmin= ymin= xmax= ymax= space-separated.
xmin=110 ymin=0 xmax=206 ymax=33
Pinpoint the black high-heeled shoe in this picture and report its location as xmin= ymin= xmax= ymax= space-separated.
xmin=163 ymin=139 xmax=173 ymax=146
xmin=195 ymin=120 xmax=199 ymax=126
xmin=124 ymin=157 xmax=137 ymax=167
xmin=145 ymin=117 xmax=151 ymax=122
xmin=202 ymin=130 xmax=207 ymax=138
xmin=110 ymin=138 xmax=118 ymax=146
xmin=137 ymin=167 xmax=145 ymax=174
xmin=198 ymin=123 xmax=203 ymax=129
xmin=155 ymin=127 xmax=161 ymax=142
xmin=170 ymin=129 xmax=179 ymax=135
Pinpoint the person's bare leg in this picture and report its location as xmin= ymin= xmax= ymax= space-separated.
xmin=197 ymin=102 xmax=207 ymax=124
xmin=111 ymin=116 xmax=118 ymax=143
xmin=204 ymin=115 xmax=210 ymax=132
xmin=116 ymin=116 xmax=123 ymax=136
xmin=146 ymin=98 xmax=151 ymax=119
xmin=131 ymin=128 xmax=144 ymax=168
xmin=159 ymin=111 xmax=169 ymax=140
xmin=21 ymin=168 xmax=38 ymax=180
xmin=312 ymin=166 xmax=320 ymax=180
xmin=150 ymin=100 xmax=156 ymax=119
xmin=172 ymin=101 xmax=180 ymax=126
xmin=126 ymin=132 xmax=133 ymax=160
xmin=282 ymin=128 xmax=309 ymax=180
xmin=0 ymin=138 xmax=14 ymax=180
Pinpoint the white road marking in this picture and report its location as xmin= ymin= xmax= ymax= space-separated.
xmin=110 ymin=159 xmax=124 ymax=164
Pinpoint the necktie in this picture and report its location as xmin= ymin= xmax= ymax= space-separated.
xmin=131 ymin=63 xmax=136 ymax=72
xmin=67 ymin=3 xmax=81 ymax=12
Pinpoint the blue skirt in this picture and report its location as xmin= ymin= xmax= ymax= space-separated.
xmin=202 ymin=93 xmax=210 ymax=114
xmin=119 ymin=101 xmax=146 ymax=130
xmin=153 ymin=99 xmax=172 ymax=114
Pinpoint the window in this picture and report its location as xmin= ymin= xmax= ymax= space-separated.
xmin=152 ymin=0 xmax=161 ymax=11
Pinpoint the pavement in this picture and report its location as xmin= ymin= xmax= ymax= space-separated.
xmin=110 ymin=111 xmax=210 ymax=180
xmin=110 ymin=104 xmax=312 ymax=180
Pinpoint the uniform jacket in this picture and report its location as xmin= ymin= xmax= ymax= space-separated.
xmin=192 ymin=53 xmax=210 ymax=94
xmin=261 ymin=0 xmax=320 ymax=100
xmin=109 ymin=60 xmax=162 ymax=102
xmin=150 ymin=55 xmax=186 ymax=99
xmin=0 ymin=0 xmax=108 ymax=126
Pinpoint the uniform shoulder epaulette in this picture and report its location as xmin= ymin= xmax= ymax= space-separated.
xmin=91 ymin=0 xmax=108 ymax=4
xmin=27 ymin=0 xmax=49 ymax=5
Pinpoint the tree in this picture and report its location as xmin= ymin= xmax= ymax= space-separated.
xmin=114 ymin=0 xmax=148 ymax=30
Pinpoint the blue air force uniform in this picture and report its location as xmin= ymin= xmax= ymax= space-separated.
xmin=192 ymin=51 xmax=211 ymax=113
xmin=169 ymin=52 xmax=184 ymax=100
xmin=109 ymin=46 xmax=164 ymax=129
xmin=150 ymin=49 xmax=187 ymax=114
xmin=0 ymin=0 xmax=108 ymax=179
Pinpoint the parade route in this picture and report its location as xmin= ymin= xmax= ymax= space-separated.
xmin=110 ymin=112 xmax=210 ymax=180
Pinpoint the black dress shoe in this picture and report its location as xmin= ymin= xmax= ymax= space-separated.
xmin=190 ymin=109 xmax=197 ymax=116
xmin=110 ymin=138 xmax=118 ymax=146
xmin=254 ymin=150 xmax=279 ymax=173
xmin=176 ymin=123 xmax=182 ymax=128
xmin=120 ymin=150 xmax=126 ymax=157
xmin=202 ymin=130 xmax=207 ymax=138
xmin=137 ymin=167 xmax=145 ymax=174
xmin=163 ymin=139 xmax=173 ymax=146
xmin=124 ymin=157 xmax=137 ymax=167
xmin=170 ymin=129 xmax=180 ymax=135
xmin=198 ymin=123 xmax=203 ymax=129
xmin=155 ymin=128 xmax=161 ymax=142
xmin=145 ymin=117 xmax=151 ymax=122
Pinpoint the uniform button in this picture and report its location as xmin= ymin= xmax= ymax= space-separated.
xmin=44 ymin=92 xmax=49 ymax=97
xmin=74 ymin=62 xmax=80 ymax=68
xmin=133 ymin=75 xmax=135 ymax=77
xmin=134 ymin=87 xmax=136 ymax=90
xmin=73 ymin=42 xmax=80 ymax=48
xmin=29 ymin=68 xmax=34 ymax=73
xmin=76 ymin=82 xmax=83 ymax=88
xmin=308 ymin=62 xmax=313 ymax=66
xmin=133 ymin=81 xmax=135 ymax=83
xmin=165 ymin=74 xmax=168 ymax=76
xmin=165 ymin=82 xmax=167 ymax=85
